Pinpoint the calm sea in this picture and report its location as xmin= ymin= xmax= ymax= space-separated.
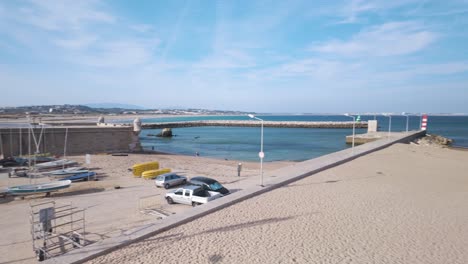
xmin=129 ymin=115 xmax=468 ymax=162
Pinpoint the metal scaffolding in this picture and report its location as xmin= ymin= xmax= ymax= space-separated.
xmin=30 ymin=200 xmax=86 ymax=261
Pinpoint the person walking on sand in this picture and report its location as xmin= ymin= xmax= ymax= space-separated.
xmin=195 ymin=152 xmax=199 ymax=157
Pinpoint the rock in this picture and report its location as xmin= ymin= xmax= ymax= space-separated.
xmin=156 ymin=128 xmax=173 ymax=137
xmin=415 ymin=134 xmax=453 ymax=147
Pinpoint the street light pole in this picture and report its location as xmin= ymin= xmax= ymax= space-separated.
xmin=260 ymin=119 xmax=264 ymax=186
xmin=406 ymin=115 xmax=409 ymax=132
xmin=344 ymin=113 xmax=356 ymax=154
xmin=384 ymin=114 xmax=392 ymax=138
xmin=402 ymin=112 xmax=409 ymax=132
xmin=389 ymin=115 xmax=392 ymax=137
xmin=248 ymin=114 xmax=265 ymax=187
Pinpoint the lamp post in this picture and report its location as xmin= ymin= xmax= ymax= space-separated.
xmin=383 ymin=113 xmax=392 ymax=138
xmin=344 ymin=113 xmax=356 ymax=154
xmin=402 ymin=112 xmax=409 ymax=132
xmin=248 ymin=114 xmax=264 ymax=187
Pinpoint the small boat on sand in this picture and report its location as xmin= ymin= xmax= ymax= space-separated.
xmin=7 ymin=180 xmax=72 ymax=195
xmin=0 ymin=157 xmax=57 ymax=167
xmin=34 ymin=159 xmax=78 ymax=171
xmin=48 ymin=167 xmax=87 ymax=176
xmin=26 ymin=156 xmax=57 ymax=164
xmin=58 ymin=172 xmax=96 ymax=182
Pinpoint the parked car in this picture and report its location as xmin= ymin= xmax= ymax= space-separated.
xmin=155 ymin=173 xmax=187 ymax=189
xmin=0 ymin=157 xmax=27 ymax=167
xmin=165 ymin=185 xmax=223 ymax=206
xmin=189 ymin=176 xmax=230 ymax=195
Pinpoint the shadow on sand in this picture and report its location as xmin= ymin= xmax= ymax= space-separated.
xmin=143 ymin=215 xmax=299 ymax=245
xmin=51 ymin=187 xmax=106 ymax=198
xmin=0 ymin=195 xmax=15 ymax=204
xmin=284 ymin=173 xmax=385 ymax=188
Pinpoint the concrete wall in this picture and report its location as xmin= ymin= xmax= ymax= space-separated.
xmin=368 ymin=120 xmax=378 ymax=132
xmin=0 ymin=126 xmax=140 ymax=157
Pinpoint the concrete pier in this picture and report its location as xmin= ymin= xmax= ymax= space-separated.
xmin=141 ymin=120 xmax=368 ymax=129
xmin=345 ymin=131 xmax=420 ymax=145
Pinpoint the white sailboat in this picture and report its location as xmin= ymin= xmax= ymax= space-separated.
xmin=7 ymin=180 xmax=71 ymax=195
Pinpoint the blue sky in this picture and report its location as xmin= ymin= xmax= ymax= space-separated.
xmin=1 ymin=0 xmax=468 ymax=113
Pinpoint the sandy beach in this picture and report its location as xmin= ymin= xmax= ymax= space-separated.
xmin=0 ymin=152 xmax=292 ymax=264
xmin=87 ymin=143 xmax=468 ymax=264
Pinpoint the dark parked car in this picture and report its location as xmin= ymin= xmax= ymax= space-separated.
xmin=0 ymin=157 xmax=27 ymax=167
xmin=188 ymin=176 xmax=230 ymax=195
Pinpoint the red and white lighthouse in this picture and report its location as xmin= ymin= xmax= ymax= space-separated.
xmin=421 ymin=114 xmax=428 ymax=131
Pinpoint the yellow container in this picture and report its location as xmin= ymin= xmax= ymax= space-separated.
xmin=132 ymin=161 xmax=159 ymax=177
xmin=142 ymin=168 xmax=171 ymax=179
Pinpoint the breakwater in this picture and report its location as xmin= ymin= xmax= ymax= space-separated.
xmin=140 ymin=120 xmax=367 ymax=129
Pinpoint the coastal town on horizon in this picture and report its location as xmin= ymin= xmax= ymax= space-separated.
xmin=1 ymin=104 xmax=467 ymax=117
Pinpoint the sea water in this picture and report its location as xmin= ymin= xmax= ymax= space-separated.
xmin=130 ymin=115 xmax=468 ymax=162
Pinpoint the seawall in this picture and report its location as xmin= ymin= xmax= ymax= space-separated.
xmin=141 ymin=120 xmax=368 ymax=129
xmin=0 ymin=126 xmax=140 ymax=157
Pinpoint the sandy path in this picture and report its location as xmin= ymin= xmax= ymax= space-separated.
xmin=90 ymin=143 xmax=468 ymax=264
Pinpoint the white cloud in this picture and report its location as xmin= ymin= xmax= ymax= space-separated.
xmin=243 ymin=53 xmax=468 ymax=93
xmin=371 ymin=62 xmax=468 ymax=82
xmin=195 ymin=49 xmax=256 ymax=69
xmin=0 ymin=0 xmax=161 ymax=69
xmin=129 ymin=24 xmax=153 ymax=33
xmin=333 ymin=0 xmax=468 ymax=25
xmin=20 ymin=0 xmax=115 ymax=32
xmin=337 ymin=0 xmax=378 ymax=24
xmin=54 ymin=35 xmax=98 ymax=50
xmin=243 ymin=58 xmax=364 ymax=85
xmin=410 ymin=62 xmax=468 ymax=75
xmin=71 ymin=39 xmax=160 ymax=68
xmin=310 ymin=22 xmax=436 ymax=56
xmin=335 ymin=0 xmax=421 ymax=24
xmin=279 ymin=59 xmax=348 ymax=78
xmin=160 ymin=0 xmax=192 ymax=62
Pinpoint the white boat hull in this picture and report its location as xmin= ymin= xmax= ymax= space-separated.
xmin=7 ymin=180 xmax=72 ymax=195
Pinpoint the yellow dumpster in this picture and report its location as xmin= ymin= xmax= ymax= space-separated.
xmin=132 ymin=161 xmax=159 ymax=177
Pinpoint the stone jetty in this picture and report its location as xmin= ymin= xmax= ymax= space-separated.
xmin=141 ymin=120 xmax=367 ymax=129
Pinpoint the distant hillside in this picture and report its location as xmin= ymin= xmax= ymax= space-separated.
xmin=0 ymin=104 xmax=251 ymax=116
xmin=0 ymin=104 xmax=96 ymax=115
xmin=84 ymin=103 xmax=146 ymax=110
